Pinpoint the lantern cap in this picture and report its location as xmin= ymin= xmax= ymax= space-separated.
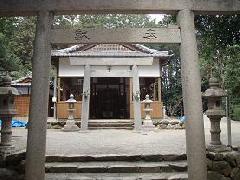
xmin=203 ymin=77 xmax=226 ymax=97
xmin=0 ymin=75 xmax=19 ymax=95
xmin=142 ymin=94 xmax=153 ymax=103
xmin=209 ymin=77 xmax=219 ymax=87
xmin=65 ymin=94 xmax=77 ymax=103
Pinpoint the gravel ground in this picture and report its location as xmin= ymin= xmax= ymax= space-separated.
xmin=8 ymin=115 xmax=240 ymax=156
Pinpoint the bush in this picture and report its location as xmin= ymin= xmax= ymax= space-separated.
xmin=232 ymin=105 xmax=240 ymax=121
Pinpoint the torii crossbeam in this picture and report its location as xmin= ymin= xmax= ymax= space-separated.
xmin=0 ymin=0 xmax=239 ymax=16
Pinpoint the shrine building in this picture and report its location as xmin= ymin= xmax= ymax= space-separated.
xmin=12 ymin=44 xmax=169 ymax=123
xmin=51 ymin=44 xmax=169 ymax=121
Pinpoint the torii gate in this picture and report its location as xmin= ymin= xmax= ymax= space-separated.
xmin=0 ymin=1 xmax=239 ymax=180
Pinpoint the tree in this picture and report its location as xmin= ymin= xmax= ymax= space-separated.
xmin=54 ymin=14 xmax=157 ymax=29
xmin=0 ymin=17 xmax=22 ymax=72
xmin=0 ymin=17 xmax=36 ymax=78
xmin=195 ymin=15 xmax=240 ymax=118
xmin=195 ymin=15 xmax=240 ymax=95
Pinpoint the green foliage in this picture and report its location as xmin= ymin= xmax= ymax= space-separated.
xmin=0 ymin=21 xmax=21 ymax=72
xmin=196 ymin=15 xmax=240 ymax=88
xmin=0 ymin=17 xmax=35 ymax=79
xmin=2 ymin=13 xmax=239 ymax=119
xmin=232 ymin=104 xmax=240 ymax=121
xmin=150 ymin=43 xmax=182 ymax=116
xmin=153 ymin=16 xmax=183 ymax=116
xmin=54 ymin=14 xmax=158 ymax=29
xmin=196 ymin=15 xmax=240 ymax=117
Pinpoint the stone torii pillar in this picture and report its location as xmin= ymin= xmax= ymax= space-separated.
xmin=25 ymin=11 xmax=53 ymax=180
xmin=177 ymin=10 xmax=207 ymax=180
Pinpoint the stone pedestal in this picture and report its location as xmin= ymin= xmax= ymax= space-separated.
xmin=142 ymin=95 xmax=155 ymax=131
xmin=63 ymin=94 xmax=79 ymax=132
xmin=0 ymin=117 xmax=15 ymax=158
xmin=0 ymin=117 xmax=14 ymax=146
xmin=63 ymin=119 xmax=80 ymax=132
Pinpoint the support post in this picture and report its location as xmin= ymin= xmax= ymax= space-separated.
xmin=81 ymin=65 xmax=91 ymax=130
xmin=25 ymin=11 xmax=53 ymax=180
xmin=53 ymin=75 xmax=57 ymax=119
xmin=226 ymin=93 xmax=232 ymax=147
xmin=132 ymin=65 xmax=142 ymax=130
xmin=177 ymin=9 xmax=207 ymax=180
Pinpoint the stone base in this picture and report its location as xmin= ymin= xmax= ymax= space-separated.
xmin=142 ymin=120 xmax=155 ymax=131
xmin=0 ymin=145 xmax=14 ymax=159
xmin=207 ymin=144 xmax=231 ymax=153
xmin=62 ymin=120 xmax=80 ymax=132
xmin=157 ymin=118 xmax=185 ymax=130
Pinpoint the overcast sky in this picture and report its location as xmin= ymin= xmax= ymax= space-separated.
xmin=148 ymin=14 xmax=165 ymax=22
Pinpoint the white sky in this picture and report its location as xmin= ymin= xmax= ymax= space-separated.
xmin=148 ymin=14 xmax=165 ymax=22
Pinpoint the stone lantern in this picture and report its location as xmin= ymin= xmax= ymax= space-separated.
xmin=62 ymin=94 xmax=80 ymax=132
xmin=0 ymin=75 xmax=19 ymax=154
xmin=142 ymin=94 xmax=155 ymax=130
xmin=203 ymin=77 xmax=228 ymax=152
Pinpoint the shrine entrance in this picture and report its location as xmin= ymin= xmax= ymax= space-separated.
xmin=90 ymin=77 xmax=130 ymax=119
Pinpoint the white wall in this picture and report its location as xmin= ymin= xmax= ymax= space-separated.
xmin=59 ymin=59 xmax=84 ymax=77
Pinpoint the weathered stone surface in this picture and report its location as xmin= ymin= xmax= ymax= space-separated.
xmin=160 ymin=119 xmax=169 ymax=125
xmin=158 ymin=118 xmax=185 ymax=130
xmin=51 ymin=125 xmax=62 ymax=129
xmin=212 ymin=161 xmax=232 ymax=176
xmin=166 ymin=124 xmax=174 ymax=129
xmin=174 ymin=124 xmax=183 ymax=129
xmin=169 ymin=119 xmax=180 ymax=125
xmin=233 ymin=152 xmax=240 ymax=167
xmin=159 ymin=124 xmax=168 ymax=129
xmin=231 ymin=168 xmax=240 ymax=180
xmin=207 ymin=152 xmax=224 ymax=161
xmin=207 ymin=171 xmax=230 ymax=180
xmin=0 ymin=168 xmax=20 ymax=180
xmin=207 ymin=159 xmax=213 ymax=169
xmin=46 ymin=172 xmax=188 ymax=180
xmin=6 ymin=152 xmax=25 ymax=167
xmin=224 ymin=153 xmax=237 ymax=167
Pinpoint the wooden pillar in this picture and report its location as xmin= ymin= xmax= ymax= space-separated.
xmin=158 ymin=77 xmax=162 ymax=102
xmin=158 ymin=63 xmax=163 ymax=117
xmin=177 ymin=9 xmax=207 ymax=180
xmin=81 ymin=65 xmax=91 ymax=130
xmin=132 ymin=65 xmax=142 ymax=130
xmin=25 ymin=11 xmax=53 ymax=180
xmin=53 ymin=75 xmax=57 ymax=119
xmin=57 ymin=78 xmax=61 ymax=101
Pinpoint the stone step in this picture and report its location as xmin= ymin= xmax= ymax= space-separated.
xmin=46 ymin=154 xmax=187 ymax=162
xmin=88 ymin=120 xmax=134 ymax=129
xmin=88 ymin=123 xmax=133 ymax=126
xmin=46 ymin=172 xmax=188 ymax=180
xmin=45 ymin=161 xmax=187 ymax=173
xmin=50 ymin=120 xmax=134 ymax=129
xmin=89 ymin=127 xmax=133 ymax=130
xmin=88 ymin=119 xmax=134 ymax=123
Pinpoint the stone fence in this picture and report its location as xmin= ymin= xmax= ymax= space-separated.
xmin=207 ymin=150 xmax=240 ymax=180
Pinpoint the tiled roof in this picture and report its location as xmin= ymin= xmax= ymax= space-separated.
xmin=11 ymin=73 xmax=32 ymax=85
xmin=51 ymin=44 xmax=169 ymax=58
